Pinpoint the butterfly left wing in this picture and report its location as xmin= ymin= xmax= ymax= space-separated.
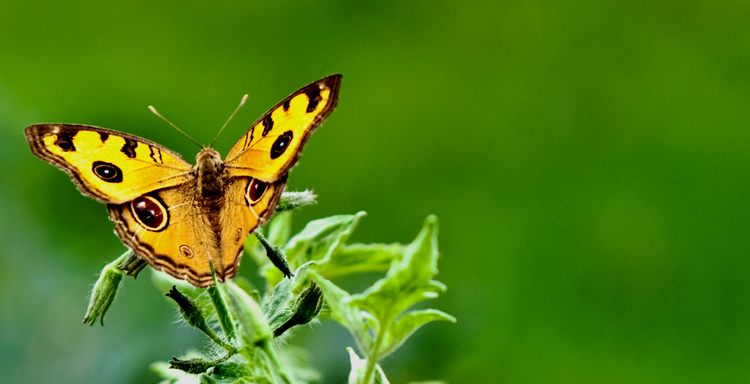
xmin=25 ymin=124 xmax=193 ymax=204
xmin=223 ymin=74 xmax=342 ymax=181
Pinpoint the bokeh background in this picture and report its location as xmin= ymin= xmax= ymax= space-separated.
xmin=1 ymin=1 xmax=749 ymax=383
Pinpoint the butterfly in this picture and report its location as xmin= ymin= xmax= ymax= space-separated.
xmin=25 ymin=74 xmax=342 ymax=287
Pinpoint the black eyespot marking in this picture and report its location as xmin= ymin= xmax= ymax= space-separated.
xmin=121 ymin=138 xmax=138 ymax=158
xmin=245 ymin=178 xmax=268 ymax=205
xmin=262 ymin=114 xmax=274 ymax=136
xmin=130 ymin=195 xmax=169 ymax=231
xmin=283 ymin=99 xmax=291 ymax=112
xmin=270 ymin=131 xmax=293 ymax=159
xmin=55 ymin=130 xmax=77 ymax=152
xmin=92 ymin=161 xmax=123 ymax=183
xmin=305 ymin=86 xmax=322 ymax=113
xmin=99 ymin=132 xmax=109 ymax=143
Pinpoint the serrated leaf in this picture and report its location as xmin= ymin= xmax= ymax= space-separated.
xmin=315 ymin=243 xmax=402 ymax=278
xmin=285 ymin=212 xmax=366 ymax=266
xmin=351 ymin=215 xmax=444 ymax=324
xmin=307 ymin=270 xmax=372 ymax=352
xmin=379 ymin=309 xmax=456 ymax=358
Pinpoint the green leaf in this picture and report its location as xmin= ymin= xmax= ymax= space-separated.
xmin=314 ymin=243 xmax=402 ymax=278
xmin=306 ymin=270 xmax=372 ymax=353
xmin=211 ymin=361 xmax=253 ymax=382
xmin=285 ymin=212 xmax=366 ymax=266
xmin=351 ymin=215 xmax=444 ymax=324
xmin=379 ymin=309 xmax=456 ymax=358
xmin=199 ymin=374 xmax=218 ymax=384
xmin=263 ymin=276 xmax=295 ymax=333
xmin=220 ymin=281 xmax=272 ymax=347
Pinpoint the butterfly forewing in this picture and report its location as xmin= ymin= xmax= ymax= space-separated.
xmin=25 ymin=124 xmax=193 ymax=204
xmin=224 ymin=74 xmax=342 ymax=181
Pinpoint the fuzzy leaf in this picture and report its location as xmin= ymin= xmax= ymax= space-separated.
xmin=263 ymin=276 xmax=294 ymax=332
xmin=314 ymin=243 xmax=402 ymax=278
xmin=350 ymin=215 xmax=444 ymax=324
xmin=285 ymin=212 xmax=366 ymax=266
xmin=379 ymin=309 xmax=456 ymax=358
xmin=211 ymin=362 xmax=253 ymax=382
xmin=307 ymin=270 xmax=372 ymax=352
xmin=220 ymin=281 xmax=272 ymax=347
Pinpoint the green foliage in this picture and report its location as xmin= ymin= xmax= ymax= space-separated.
xmin=87 ymin=193 xmax=453 ymax=384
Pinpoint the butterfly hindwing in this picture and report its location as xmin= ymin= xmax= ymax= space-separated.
xmin=25 ymin=124 xmax=192 ymax=204
xmin=217 ymin=176 xmax=287 ymax=281
xmin=108 ymin=181 xmax=215 ymax=287
xmin=224 ymin=74 xmax=342 ymax=181
xmin=107 ymin=175 xmax=286 ymax=287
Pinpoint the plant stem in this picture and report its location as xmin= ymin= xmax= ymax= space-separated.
xmin=362 ymin=304 xmax=394 ymax=384
xmin=208 ymin=284 xmax=236 ymax=342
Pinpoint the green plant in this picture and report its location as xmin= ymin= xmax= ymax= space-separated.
xmin=84 ymin=192 xmax=455 ymax=384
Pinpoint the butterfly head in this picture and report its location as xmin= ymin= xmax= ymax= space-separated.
xmin=196 ymin=147 xmax=222 ymax=168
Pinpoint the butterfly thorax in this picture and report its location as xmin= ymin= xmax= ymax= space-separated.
xmin=194 ymin=148 xmax=225 ymax=199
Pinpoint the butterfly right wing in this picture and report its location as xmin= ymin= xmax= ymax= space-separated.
xmin=215 ymin=175 xmax=287 ymax=282
xmin=223 ymin=75 xmax=341 ymax=181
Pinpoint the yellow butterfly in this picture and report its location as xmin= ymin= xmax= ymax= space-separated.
xmin=25 ymin=75 xmax=342 ymax=287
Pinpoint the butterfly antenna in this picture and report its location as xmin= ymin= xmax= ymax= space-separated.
xmin=148 ymin=105 xmax=204 ymax=149
xmin=210 ymin=94 xmax=249 ymax=148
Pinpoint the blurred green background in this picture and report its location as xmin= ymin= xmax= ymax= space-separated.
xmin=1 ymin=0 xmax=749 ymax=383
